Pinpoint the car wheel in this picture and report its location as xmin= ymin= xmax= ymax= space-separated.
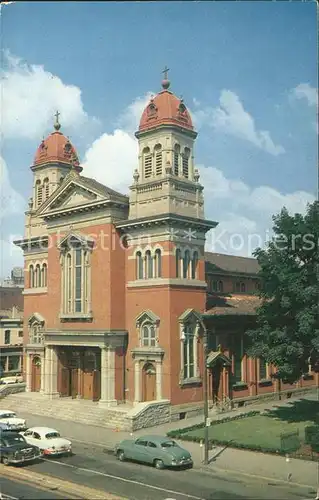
xmin=117 ymin=450 xmax=126 ymax=462
xmin=2 ymin=456 xmax=9 ymax=466
xmin=154 ymin=459 xmax=165 ymax=470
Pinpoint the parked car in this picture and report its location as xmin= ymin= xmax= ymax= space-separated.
xmin=0 ymin=375 xmax=23 ymax=385
xmin=0 ymin=430 xmax=41 ymax=466
xmin=20 ymin=427 xmax=72 ymax=456
xmin=115 ymin=435 xmax=193 ymax=469
xmin=0 ymin=410 xmax=27 ymax=431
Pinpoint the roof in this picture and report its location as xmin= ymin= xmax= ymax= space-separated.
xmin=27 ymin=427 xmax=58 ymax=434
xmin=204 ymin=294 xmax=262 ymax=316
xmin=33 ymin=129 xmax=80 ymax=169
xmin=79 ymin=175 xmax=128 ymax=202
xmin=205 ymin=252 xmax=260 ymax=276
xmin=138 ymin=78 xmax=194 ymax=134
xmin=136 ymin=435 xmax=171 ymax=443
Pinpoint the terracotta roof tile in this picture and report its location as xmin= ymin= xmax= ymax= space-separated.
xmin=204 ymin=294 xmax=261 ymax=316
xmin=205 ymin=252 xmax=260 ymax=275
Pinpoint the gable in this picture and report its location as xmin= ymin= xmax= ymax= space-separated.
xmin=136 ymin=310 xmax=160 ymax=326
xmin=56 ymin=186 xmax=98 ymax=208
xmin=178 ymin=308 xmax=202 ymax=323
xmin=28 ymin=312 xmax=45 ymax=325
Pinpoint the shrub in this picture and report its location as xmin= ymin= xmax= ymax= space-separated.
xmin=305 ymin=425 xmax=319 ymax=445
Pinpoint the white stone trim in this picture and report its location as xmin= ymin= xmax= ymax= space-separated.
xmin=99 ymin=347 xmax=117 ymax=407
xmin=127 ymin=278 xmax=207 ymax=288
xmin=179 ymin=312 xmax=201 ymax=384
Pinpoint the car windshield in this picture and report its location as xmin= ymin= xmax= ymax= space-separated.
xmin=0 ymin=413 xmax=16 ymax=419
xmin=45 ymin=432 xmax=60 ymax=439
xmin=161 ymin=440 xmax=177 ymax=448
xmin=3 ymin=435 xmax=26 ymax=446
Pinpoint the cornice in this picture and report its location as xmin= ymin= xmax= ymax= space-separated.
xmin=116 ymin=213 xmax=217 ymax=233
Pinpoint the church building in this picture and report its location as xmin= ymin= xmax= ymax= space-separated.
xmin=14 ymin=72 xmax=316 ymax=426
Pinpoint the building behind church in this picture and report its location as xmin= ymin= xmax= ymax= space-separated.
xmin=12 ymin=74 xmax=316 ymax=428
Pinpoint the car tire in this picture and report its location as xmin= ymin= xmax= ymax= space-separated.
xmin=154 ymin=459 xmax=165 ymax=470
xmin=117 ymin=450 xmax=126 ymax=462
xmin=2 ymin=456 xmax=9 ymax=466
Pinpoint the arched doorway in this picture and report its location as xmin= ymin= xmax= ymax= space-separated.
xmin=142 ymin=362 xmax=156 ymax=402
xmin=31 ymin=356 xmax=41 ymax=392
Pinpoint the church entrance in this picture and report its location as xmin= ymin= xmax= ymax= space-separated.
xmin=57 ymin=347 xmax=101 ymax=401
xmin=31 ymin=356 xmax=41 ymax=392
xmin=142 ymin=362 xmax=156 ymax=402
xmin=211 ymin=362 xmax=223 ymax=403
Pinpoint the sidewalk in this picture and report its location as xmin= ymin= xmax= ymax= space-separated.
xmin=18 ymin=391 xmax=319 ymax=491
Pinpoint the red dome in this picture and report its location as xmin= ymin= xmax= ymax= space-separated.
xmin=138 ymin=86 xmax=194 ymax=133
xmin=33 ymin=130 xmax=80 ymax=168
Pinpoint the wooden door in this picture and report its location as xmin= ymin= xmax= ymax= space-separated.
xmin=211 ymin=365 xmax=222 ymax=403
xmin=82 ymin=370 xmax=93 ymax=400
xmin=31 ymin=357 xmax=41 ymax=392
xmin=142 ymin=363 xmax=156 ymax=402
xmin=71 ymin=369 xmax=78 ymax=398
xmin=93 ymin=370 xmax=100 ymax=401
xmin=59 ymin=368 xmax=70 ymax=397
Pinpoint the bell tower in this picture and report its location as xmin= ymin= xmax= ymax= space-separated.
xmin=129 ymin=69 xmax=205 ymax=220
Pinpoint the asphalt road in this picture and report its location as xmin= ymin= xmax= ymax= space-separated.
xmin=0 ymin=477 xmax=67 ymax=499
xmin=13 ymin=441 xmax=312 ymax=500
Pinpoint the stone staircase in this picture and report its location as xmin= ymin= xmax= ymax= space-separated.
xmin=0 ymin=392 xmax=132 ymax=431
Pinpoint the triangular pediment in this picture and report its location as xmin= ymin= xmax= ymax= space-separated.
xmin=178 ymin=308 xmax=202 ymax=324
xmin=28 ymin=312 xmax=45 ymax=325
xmin=136 ymin=310 xmax=160 ymax=326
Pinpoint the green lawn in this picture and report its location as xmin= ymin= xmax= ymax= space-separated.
xmin=184 ymin=415 xmax=313 ymax=450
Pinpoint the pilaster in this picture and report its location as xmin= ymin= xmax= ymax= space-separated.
xmin=25 ymin=353 xmax=32 ymax=392
xmin=99 ymin=347 xmax=117 ymax=407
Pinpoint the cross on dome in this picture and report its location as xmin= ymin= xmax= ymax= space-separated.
xmin=161 ymin=65 xmax=170 ymax=90
xmin=54 ymin=110 xmax=61 ymax=131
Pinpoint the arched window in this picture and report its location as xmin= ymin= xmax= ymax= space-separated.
xmin=174 ymin=144 xmax=180 ymax=176
xmin=35 ymin=180 xmax=42 ymax=207
xmin=66 ymin=253 xmax=72 ymax=313
xmin=234 ymin=282 xmax=240 ymax=293
xmin=154 ymin=144 xmax=162 ymax=176
xmin=29 ymin=265 xmax=34 ymax=288
xmin=141 ymin=322 xmax=156 ymax=347
xmin=136 ymin=251 xmax=143 ymax=280
xmin=182 ymin=148 xmax=190 ymax=178
xmin=143 ymin=148 xmax=152 ymax=178
xmin=145 ymin=250 xmax=153 ymax=279
xmin=183 ymin=250 xmax=190 ymax=279
xmin=191 ymin=251 xmax=198 ymax=279
xmin=240 ymin=282 xmax=246 ymax=293
xmin=154 ymin=249 xmax=162 ymax=278
xmin=35 ymin=264 xmax=41 ymax=287
xmin=43 ymin=178 xmax=49 ymax=199
xmin=59 ymin=176 xmax=64 ymax=185
xmin=175 ymin=248 xmax=181 ymax=278
xmin=41 ymin=263 xmax=47 ymax=287
xmin=74 ymin=248 xmax=82 ymax=312
xmin=182 ymin=323 xmax=196 ymax=379
xmin=218 ymin=280 xmax=223 ymax=292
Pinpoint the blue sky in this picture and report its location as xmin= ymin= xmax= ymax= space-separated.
xmin=0 ymin=1 xmax=317 ymax=279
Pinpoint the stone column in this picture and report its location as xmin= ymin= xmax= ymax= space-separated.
xmin=155 ymin=361 xmax=162 ymax=400
xmin=40 ymin=351 xmax=46 ymax=393
xmin=25 ymin=353 xmax=32 ymax=392
xmin=134 ymin=360 xmax=141 ymax=403
xmin=43 ymin=346 xmax=59 ymax=397
xmin=99 ymin=347 xmax=117 ymax=407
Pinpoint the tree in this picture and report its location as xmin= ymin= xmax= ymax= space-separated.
xmin=247 ymin=201 xmax=319 ymax=383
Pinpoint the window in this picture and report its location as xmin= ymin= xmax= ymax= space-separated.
xmin=35 ymin=264 xmax=41 ymax=287
xmin=148 ymin=441 xmax=157 ymax=448
xmin=43 ymin=178 xmax=49 ymax=199
xmin=218 ymin=280 xmax=224 ymax=292
xmin=4 ymin=330 xmax=10 ymax=344
xmin=136 ymin=439 xmax=148 ymax=447
xmin=154 ymin=249 xmax=162 ymax=278
xmin=60 ymin=239 xmax=92 ymax=317
xmin=8 ymin=356 xmax=20 ymax=372
xmin=18 ymin=331 xmax=23 ymax=337
xmin=183 ymin=250 xmax=190 ymax=279
xmin=141 ymin=322 xmax=156 ymax=347
xmin=29 ymin=265 xmax=34 ymax=288
xmin=41 ymin=263 xmax=47 ymax=287
xmin=145 ymin=250 xmax=153 ymax=279
xmin=240 ymin=282 xmax=246 ymax=293
xmin=234 ymin=281 xmax=246 ymax=293
xmin=136 ymin=251 xmax=143 ymax=279
xmin=174 ymin=144 xmax=180 ymax=176
xmin=232 ymin=335 xmax=243 ymax=383
xmin=182 ymin=324 xmax=196 ymax=379
xmin=30 ymin=324 xmax=42 ymax=344
xmin=36 ymin=180 xmax=42 ymax=207
xmin=259 ymin=358 xmax=267 ymax=380
xmin=182 ymin=148 xmax=190 ymax=178
xmin=191 ymin=251 xmax=198 ymax=279
xmin=154 ymin=145 xmax=162 ymax=176
xmin=143 ymin=148 xmax=152 ymax=178
xmin=176 ymin=249 xmax=181 ymax=278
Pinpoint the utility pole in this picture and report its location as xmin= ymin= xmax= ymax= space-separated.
xmin=201 ymin=318 xmax=209 ymax=465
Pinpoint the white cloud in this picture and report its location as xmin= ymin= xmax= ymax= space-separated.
xmin=0 ymin=156 xmax=25 ymax=218
xmin=211 ymin=90 xmax=285 ymax=156
xmin=200 ymin=165 xmax=315 ymax=256
xmin=117 ymin=92 xmax=153 ymax=134
xmin=1 ymin=50 xmax=96 ymax=140
xmin=0 ymin=234 xmax=24 ymax=281
xmin=292 ymin=83 xmax=318 ymax=107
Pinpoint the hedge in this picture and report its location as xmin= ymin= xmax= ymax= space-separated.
xmin=305 ymin=425 xmax=319 ymax=445
xmin=167 ymin=410 xmax=261 ymax=438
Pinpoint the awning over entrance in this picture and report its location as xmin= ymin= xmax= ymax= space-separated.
xmin=206 ymin=350 xmax=231 ymax=368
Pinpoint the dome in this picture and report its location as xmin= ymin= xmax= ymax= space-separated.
xmin=138 ymin=79 xmax=194 ymax=134
xmin=33 ymin=113 xmax=81 ymax=169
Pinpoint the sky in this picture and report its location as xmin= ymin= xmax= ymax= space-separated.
xmin=0 ymin=1 xmax=317 ymax=279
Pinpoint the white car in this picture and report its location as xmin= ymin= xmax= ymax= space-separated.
xmin=0 ymin=376 xmax=23 ymax=384
xmin=0 ymin=410 xmax=27 ymax=431
xmin=20 ymin=427 xmax=72 ymax=456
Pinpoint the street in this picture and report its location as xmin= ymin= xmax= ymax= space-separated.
xmin=10 ymin=440 xmax=311 ymax=500
xmin=0 ymin=476 xmax=66 ymax=499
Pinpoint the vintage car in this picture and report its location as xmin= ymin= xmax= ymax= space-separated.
xmin=0 ymin=410 xmax=27 ymax=431
xmin=0 ymin=430 xmax=41 ymax=466
xmin=20 ymin=427 xmax=72 ymax=456
xmin=114 ymin=435 xmax=193 ymax=469
xmin=0 ymin=375 xmax=24 ymax=385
